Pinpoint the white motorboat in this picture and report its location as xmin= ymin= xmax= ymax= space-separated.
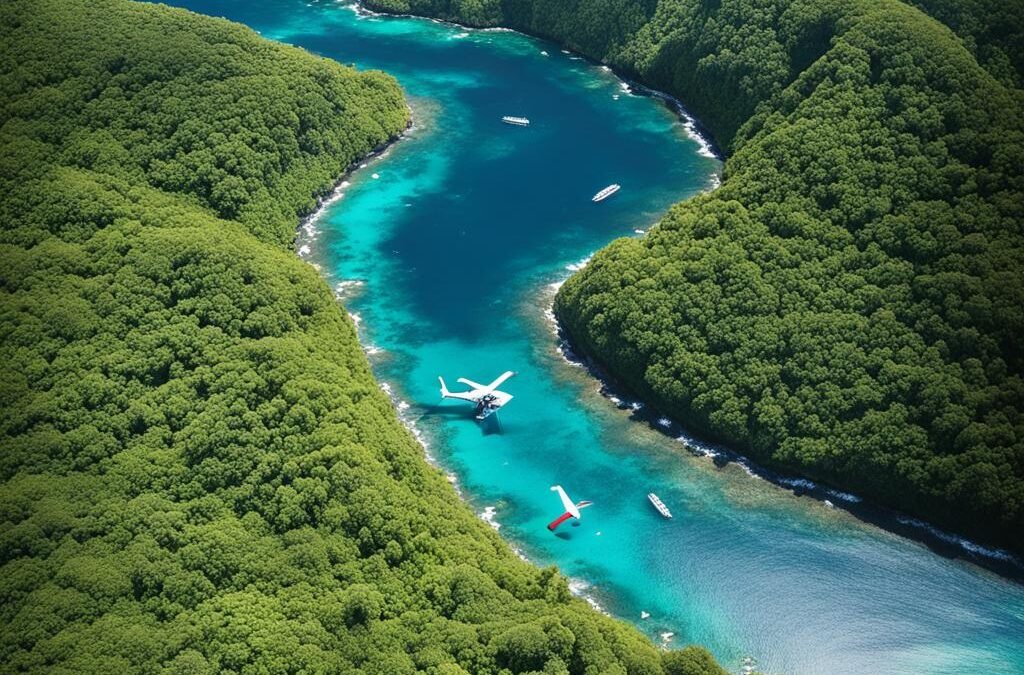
xmin=647 ymin=492 xmax=673 ymax=518
xmin=592 ymin=184 xmax=620 ymax=202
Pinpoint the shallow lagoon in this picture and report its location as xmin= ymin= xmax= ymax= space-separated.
xmin=169 ymin=2 xmax=1024 ymax=671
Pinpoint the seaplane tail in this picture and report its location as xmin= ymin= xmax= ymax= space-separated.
xmin=439 ymin=376 xmax=476 ymax=402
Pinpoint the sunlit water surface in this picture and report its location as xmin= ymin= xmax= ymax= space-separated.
xmin=167 ymin=2 xmax=1024 ymax=672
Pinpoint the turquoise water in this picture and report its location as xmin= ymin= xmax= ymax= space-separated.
xmin=172 ymin=2 xmax=1024 ymax=672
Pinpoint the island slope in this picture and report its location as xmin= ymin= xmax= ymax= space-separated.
xmin=365 ymin=0 xmax=1024 ymax=555
xmin=0 ymin=1 xmax=724 ymax=672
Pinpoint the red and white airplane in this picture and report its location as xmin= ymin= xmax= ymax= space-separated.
xmin=438 ymin=371 xmax=515 ymax=420
xmin=547 ymin=485 xmax=593 ymax=531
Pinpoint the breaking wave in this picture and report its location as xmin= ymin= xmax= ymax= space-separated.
xmin=895 ymin=516 xmax=1017 ymax=563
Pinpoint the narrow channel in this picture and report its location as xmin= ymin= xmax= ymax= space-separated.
xmin=170 ymin=1 xmax=1024 ymax=672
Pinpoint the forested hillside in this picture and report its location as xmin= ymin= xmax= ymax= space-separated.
xmin=909 ymin=0 xmax=1024 ymax=88
xmin=365 ymin=0 xmax=1024 ymax=555
xmin=0 ymin=1 xmax=725 ymax=672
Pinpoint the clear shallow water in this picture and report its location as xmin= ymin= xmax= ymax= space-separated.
xmin=171 ymin=2 xmax=1024 ymax=672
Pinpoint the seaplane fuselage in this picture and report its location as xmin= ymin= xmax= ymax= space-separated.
xmin=438 ymin=371 xmax=515 ymax=420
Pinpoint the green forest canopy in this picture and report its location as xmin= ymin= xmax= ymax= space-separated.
xmin=0 ymin=1 xmax=725 ymax=672
xmin=364 ymin=0 xmax=1024 ymax=555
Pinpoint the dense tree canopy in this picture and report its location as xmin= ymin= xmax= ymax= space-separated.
xmin=365 ymin=0 xmax=1024 ymax=555
xmin=0 ymin=1 xmax=725 ymax=672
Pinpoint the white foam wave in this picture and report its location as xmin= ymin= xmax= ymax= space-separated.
xmin=298 ymin=244 xmax=311 ymax=256
xmin=679 ymin=112 xmax=718 ymax=159
xmin=778 ymin=477 xmax=817 ymax=490
xmin=480 ymin=506 xmax=501 ymax=530
xmin=334 ymin=279 xmax=365 ymax=299
xmin=895 ymin=516 xmax=1017 ymax=562
xmin=826 ymin=489 xmax=862 ymax=504
xmin=378 ymin=379 xmax=436 ymax=461
xmin=566 ymin=254 xmax=593 ymax=272
xmin=568 ymin=578 xmax=608 ymax=615
xmin=656 ymin=417 xmax=672 ymax=428
xmin=675 ymin=432 xmax=722 ymax=459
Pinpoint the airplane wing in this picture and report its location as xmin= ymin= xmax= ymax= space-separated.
xmin=491 ymin=391 xmax=513 ymax=407
xmin=480 ymin=371 xmax=515 ymax=396
xmin=551 ymin=485 xmax=580 ymax=519
xmin=457 ymin=377 xmax=487 ymax=390
xmin=547 ymin=511 xmax=574 ymax=531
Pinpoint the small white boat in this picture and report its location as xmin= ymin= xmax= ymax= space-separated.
xmin=502 ymin=115 xmax=530 ymax=126
xmin=592 ymin=184 xmax=620 ymax=202
xmin=647 ymin=493 xmax=673 ymax=519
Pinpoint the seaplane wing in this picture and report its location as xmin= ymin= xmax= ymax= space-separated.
xmin=480 ymin=371 xmax=515 ymax=396
xmin=457 ymin=377 xmax=487 ymax=390
xmin=552 ymin=485 xmax=580 ymax=519
xmin=491 ymin=390 xmax=513 ymax=406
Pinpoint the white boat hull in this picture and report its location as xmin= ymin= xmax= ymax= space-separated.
xmin=647 ymin=493 xmax=673 ymax=518
xmin=592 ymin=184 xmax=621 ymax=202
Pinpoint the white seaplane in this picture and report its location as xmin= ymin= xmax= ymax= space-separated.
xmin=547 ymin=485 xmax=593 ymax=531
xmin=438 ymin=370 xmax=515 ymax=420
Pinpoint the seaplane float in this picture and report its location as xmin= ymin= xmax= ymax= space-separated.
xmin=438 ymin=370 xmax=515 ymax=420
xmin=547 ymin=485 xmax=593 ymax=531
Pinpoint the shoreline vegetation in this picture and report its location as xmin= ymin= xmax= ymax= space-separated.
xmin=297 ymin=104 xmax=415 ymax=248
xmin=0 ymin=0 xmax=725 ymax=672
xmin=362 ymin=0 xmax=1024 ymax=558
xmin=535 ymin=269 xmax=1024 ymax=577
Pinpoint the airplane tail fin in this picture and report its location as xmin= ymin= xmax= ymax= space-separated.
xmin=547 ymin=511 xmax=574 ymax=531
xmin=438 ymin=376 xmax=449 ymax=398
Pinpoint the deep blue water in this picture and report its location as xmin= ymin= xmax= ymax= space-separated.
xmin=167 ymin=2 xmax=1024 ymax=672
